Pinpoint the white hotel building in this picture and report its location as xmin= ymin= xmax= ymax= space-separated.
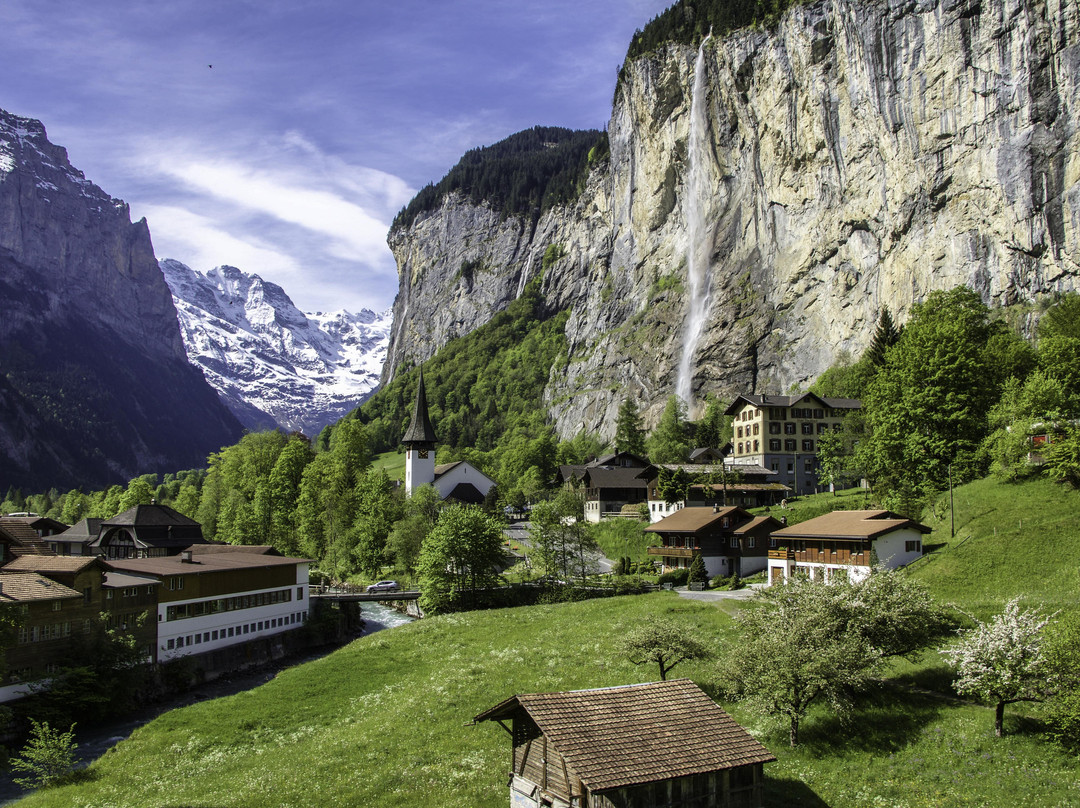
xmin=105 ymin=545 xmax=310 ymax=663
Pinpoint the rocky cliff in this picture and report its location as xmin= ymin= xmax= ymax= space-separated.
xmin=0 ymin=109 xmax=243 ymax=491
xmin=162 ymin=260 xmax=392 ymax=436
xmin=383 ymin=0 xmax=1080 ymax=439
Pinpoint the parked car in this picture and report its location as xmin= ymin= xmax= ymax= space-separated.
xmin=366 ymin=580 xmax=400 ymax=594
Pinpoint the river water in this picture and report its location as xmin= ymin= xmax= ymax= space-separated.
xmin=0 ymin=603 xmax=413 ymax=803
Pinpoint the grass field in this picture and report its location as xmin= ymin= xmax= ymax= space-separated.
xmin=371 ymin=449 xmax=406 ymax=481
xmin=14 ymin=476 xmax=1080 ymax=807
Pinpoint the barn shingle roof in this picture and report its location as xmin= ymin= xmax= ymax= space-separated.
xmin=771 ymin=509 xmax=931 ymax=540
xmin=0 ymin=572 xmax=82 ymax=603
xmin=475 ymin=679 xmax=774 ymax=793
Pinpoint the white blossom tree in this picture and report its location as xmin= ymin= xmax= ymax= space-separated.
xmin=941 ymin=598 xmax=1053 ymax=737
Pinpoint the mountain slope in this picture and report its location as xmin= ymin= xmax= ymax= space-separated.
xmin=162 ymin=260 xmax=392 ymax=436
xmin=0 ymin=109 xmax=242 ymax=491
xmin=383 ymin=0 xmax=1080 ymax=437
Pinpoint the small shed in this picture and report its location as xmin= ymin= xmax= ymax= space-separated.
xmin=474 ymin=678 xmax=775 ymax=808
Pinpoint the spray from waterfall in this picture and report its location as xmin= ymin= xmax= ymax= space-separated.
xmin=675 ymin=35 xmax=712 ymax=416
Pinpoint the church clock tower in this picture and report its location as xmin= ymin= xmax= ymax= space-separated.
xmin=402 ymin=368 xmax=438 ymax=496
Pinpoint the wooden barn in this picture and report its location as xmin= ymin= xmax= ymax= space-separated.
xmin=474 ymin=679 xmax=775 ymax=808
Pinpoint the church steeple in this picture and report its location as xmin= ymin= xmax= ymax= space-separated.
xmin=403 ymin=367 xmax=437 ymax=495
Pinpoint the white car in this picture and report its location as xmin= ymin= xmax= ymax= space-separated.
xmin=366 ymin=580 xmax=400 ymax=594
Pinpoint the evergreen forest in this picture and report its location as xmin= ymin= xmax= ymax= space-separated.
xmin=392 ymin=126 xmax=608 ymax=229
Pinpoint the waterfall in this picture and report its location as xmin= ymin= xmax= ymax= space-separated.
xmin=675 ymin=36 xmax=713 ymax=415
xmin=516 ymin=253 xmax=534 ymax=298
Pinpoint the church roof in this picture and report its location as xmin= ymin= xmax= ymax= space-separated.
xmin=402 ymin=368 xmax=438 ymax=446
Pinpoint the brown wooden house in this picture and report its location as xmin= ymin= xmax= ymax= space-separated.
xmin=89 ymin=504 xmax=207 ymax=559
xmin=644 ymin=507 xmax=782 ymax=579
xmin=474 ymin=679 xmax=775 ymax=808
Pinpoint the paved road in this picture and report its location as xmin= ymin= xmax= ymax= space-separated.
xmin=674 ymin=583 xmax=766 ymax=602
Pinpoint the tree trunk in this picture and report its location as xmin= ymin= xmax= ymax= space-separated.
xmin=790 ymin=715 xmax=799 ymax=747
xmin=995 ymin=701 xmax=1005 ymax=737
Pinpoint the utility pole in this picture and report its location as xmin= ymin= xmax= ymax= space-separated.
xmin=949 ymin=463 xmax=955 ymax=538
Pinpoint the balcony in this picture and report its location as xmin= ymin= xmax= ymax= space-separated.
xmin=647 ymin=546 xmax=698 ymax=559
xmin=768 ymin=548 xmax=794 ymax=561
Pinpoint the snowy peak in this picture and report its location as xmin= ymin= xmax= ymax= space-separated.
xmin=161 ymin=259 xmax=392 ymax=436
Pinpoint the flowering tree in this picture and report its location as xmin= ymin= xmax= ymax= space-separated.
xmin=941 ymin=598 xmax=1053 ymax=737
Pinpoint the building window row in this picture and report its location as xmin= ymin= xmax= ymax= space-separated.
xmin=166 ymin=611 xmax=307 ymax=650
xmin=165 ymin=588 xmax=294 ymax=622
xmin=18 ymin=622 xmax=72 ymax=644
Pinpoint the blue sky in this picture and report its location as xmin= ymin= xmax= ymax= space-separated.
xmin=0 ymin=0 xmax=671 ymax=313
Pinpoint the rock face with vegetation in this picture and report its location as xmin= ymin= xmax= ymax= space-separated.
xmin=0 ymin=109 xmax=243 ymax=491
xmin=383 ymin=0 xmax=1080 ymax=438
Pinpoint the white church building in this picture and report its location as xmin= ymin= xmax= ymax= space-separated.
xmin=403 ymin=369 xmax=496 ymax=504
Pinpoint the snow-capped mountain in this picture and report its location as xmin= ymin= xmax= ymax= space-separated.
xmin=161 ymin=259 xmax=392 ymax=437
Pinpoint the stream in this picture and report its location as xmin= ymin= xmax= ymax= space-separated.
xmin=0 ymin=602 xmax=414 ymax=804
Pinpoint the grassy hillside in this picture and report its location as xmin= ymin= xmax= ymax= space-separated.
xmin=911 ymin=475 xmax=1080 ymax=616
xmin=18 ymin=587 xmax=1080 ymax=808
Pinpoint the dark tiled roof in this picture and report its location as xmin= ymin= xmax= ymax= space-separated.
xmin=100 ymin=504 xmax=200 ymax=528
xmin=0 ymin=572 xmax=82 ymax=603
xmin=0 ymin=520 xmax=57 ymax=556
xmin=588 ymin=452 xmax=650 ymax=468
xmin=725 ymin=392 xmax=861 ymax=415
xmin=582 ymin=466 xmax=650 ymax=490
xmin=402 ymin=368 xmax=438 ymax=445
xmin=55 ymin=518 xmax=104 ymax=542
xmin=105 ymin=551 xmax=310 ymax=578
xmin=3 ymin=556 xmax=99 ymax=574
xmin=644 ymin=506 xmax=750 ymax=534
xmin=734 ymin=516 xmax=785 ymax=535
xmin=475 ymin=679 xmax=775 ymax=792
xmin=189 ymin=544 xmax=278 ymax=556
xmin=433 ymin=461 xmax=463 ymax=477
xmin=771 ymin=510 xmax=931 ymax=540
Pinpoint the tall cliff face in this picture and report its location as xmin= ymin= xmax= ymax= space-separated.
xmin=384 ymin=0 xmax=1080 ymax=438
xmin=0 ymin=109 xmax=243 ymax=491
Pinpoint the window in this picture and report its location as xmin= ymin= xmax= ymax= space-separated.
xmin=106 ymin=590 xmax=113 ymax=599
xmin=769 ymin=439 xmax=781 ymax=451
xmin=787 ymin=463 xmax=794 ymax=473
xmin=176 ymin=636 xmax=184 ymax=648
xmin=771 ymin=461 xmax=780 ymax=471
xmin=752 ymin=423 xmax=759 ymax=435
xmin=784 ymin=439 xmax=796 ymax=451
xmin=802 ymin=422 xmax=814 ymax=435
xmin=814 ymin=408 xmax=824 ymax=419
xmin=212 ymin=630 xmax=218 ymax=640
xmin=906 ymin=540 xmax=922 ymax=553
xmin=52 ymin=600 xmax=62 ymax=611
xmin=749 ymin=537 xmax=756 ymax=548
xmin=228 ymin=627 xmax=235 ymax=637
xmin=753 ymin=440 xmax=760 ymax=452
xmin=167 ymin=639 xmax=175 ymax=650
xmin=803 ymin=439 xmax=814 ymax=451
xmin=83 ymin=587 xmax=92 ymax=604
xmin=784 ymin=423 xmax=796 ymax=434
xmin=737 ymin=442 xmax=743 ymax=454
xmin=729 ymin=537 xmax=739 ymax=548
xmin=769 ymin=422 xmax=781 ymax=434
xmin=194 ymin=633 xmax=202 ymax=644
xmin=737 ymin=426 xmax=743 ymax=438
xmin=817 ymin=422 xmax=829 ymax=434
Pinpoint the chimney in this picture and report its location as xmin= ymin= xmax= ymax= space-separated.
xmin=180 ymin=550 xmax=193 ymax=563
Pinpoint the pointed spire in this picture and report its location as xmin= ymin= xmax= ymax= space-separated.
xmin=402 ymin=367 xmax=438 ymax=446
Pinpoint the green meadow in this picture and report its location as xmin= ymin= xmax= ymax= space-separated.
xmin=15 ymin=477 xmax=1080 ymax=807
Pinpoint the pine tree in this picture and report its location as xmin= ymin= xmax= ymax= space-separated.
xmin=866 ymin=307 xmax=900 ymax=368
xmin=615 ymin=399 xmax=647 ymax=455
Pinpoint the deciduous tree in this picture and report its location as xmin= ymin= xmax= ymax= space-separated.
xmin=617 ymin=617 xmax=710 ymax=681
xmin=941 ymin=598 xmax=1052 ymax=737
xmin=418 ymin=504 xmax=506 ymax=614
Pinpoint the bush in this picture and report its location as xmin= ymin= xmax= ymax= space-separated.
xmin=10 ymin=720 xmax=78 ymax=789
xmin=658 ymin=568 xmax=690 ymax=587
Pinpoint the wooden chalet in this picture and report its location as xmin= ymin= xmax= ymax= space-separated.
xmin=47 ymin=517 xmax=103 ymax=556
xmin=575 ymin=452 xmax=651 ymax=523
xmin=767 ymin=509 xmax=931 ymax=584
xmin=0 ymin=570 xmax=86 ymax=702
xmin=474 ymin=679 xmax=775 ymax=808
xmin=0 ymin=517 xmax=58 ymax=560
xmin=644 ymin=506 xmax=782 ymax=579
xmin=88 ymin=503 xmax=207 ymax=559
xmin=640 ymin=463 xmax=790 ymax=522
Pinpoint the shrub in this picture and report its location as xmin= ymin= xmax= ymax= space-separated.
xmin=658 ymin=568 xmax=690 ymax=587
xmin=10 ymin=720 xmax=78 ymax=789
